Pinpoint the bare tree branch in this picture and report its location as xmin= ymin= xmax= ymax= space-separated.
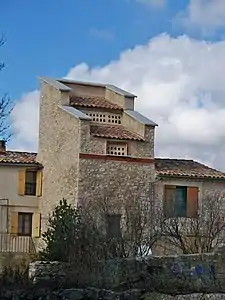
xmin=161 ymin=191 xmax=225 ymax=254
xmin=0 ymin=34 xmax=13 ymax=141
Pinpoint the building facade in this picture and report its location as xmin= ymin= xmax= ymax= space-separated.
xmin=0 ymin=140 xmax=42 ymax=252
xmin=37 ymin=77 xmax=158 ymax=232
xmin=2 ymin=77 xmax=225 ymax=254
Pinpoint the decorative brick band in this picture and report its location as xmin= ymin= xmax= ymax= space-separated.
xmin=79 ymin=153 xmax=154 ymax=164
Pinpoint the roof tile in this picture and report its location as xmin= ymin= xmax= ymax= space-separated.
xmin=0 ymin=151 xmax=40 ymax=165
xmin=90 ymin=124 xmax=144 ymax=141
xmin=155 ymin=158 xmax=225 ymax=180
xmin=70 ymin=96 xmax=123 ymax=110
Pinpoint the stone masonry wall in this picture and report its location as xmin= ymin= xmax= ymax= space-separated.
xmin=37 ymin=82 xmax=81 ymax=234
xmin=28 ymin=247 xmax=225 ymax=294
xmin=77 ymin=157 xmax=155 ymax=218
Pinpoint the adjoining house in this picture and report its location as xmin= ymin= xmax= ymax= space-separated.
xmin=155 ymin=158 xmax=225 ymax=218
xmin=1 ymin=77 xmax=225 ymax=254
xmin=0 ymin=140 xmax=42 ymax=253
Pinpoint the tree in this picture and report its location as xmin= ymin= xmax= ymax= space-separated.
xmin=0 ymin=35 xmax=13 ymax=140
xmin=160 ymin=191 xmax=225 ymax=254
xmin=40 ymin=199 xmax=107 ymax=263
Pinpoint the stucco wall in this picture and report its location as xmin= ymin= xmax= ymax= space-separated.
xmin=105 ymin=88 xmax=125 ymax=108
xmin=153 ymin=178 xmax=225 ymax=255
xmin=66 ymin=83 xmax=105 ymax=97
xmin=0 ymin=166 xmax=39 ymax=233
xmin=0 ymin=166 xmax=39 ymax=208
xmin=122 ymin=111 xmax=145 ymax=137
xmin=155 ymin=178 xmax=225 ymax=210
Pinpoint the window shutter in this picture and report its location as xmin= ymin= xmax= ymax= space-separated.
xmin=164 ymin=185 xmax=176 ymax=216
xmin=18 ymin=170 xmax=26 ymax=196
xmin=36 ymin=170 xmax=43 ymax=197
xmin=32 ymin=213 xmax=41 ymax=238
xmin=10 ymin=213 xmax=18 ymax=234
xmin=187 ymin=187 xmax=199 ymax=218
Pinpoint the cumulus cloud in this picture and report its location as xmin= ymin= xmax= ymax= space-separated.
xmin=9 ymin=90 xmax=39 ymax=152
xmin=10 ymin=34 xmax=225 ymax=170
xmin=181 ymin=0 xmax=225 ymax=35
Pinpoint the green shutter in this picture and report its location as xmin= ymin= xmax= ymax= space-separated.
xmin=175 ymin=187 xmax=187 ymax=217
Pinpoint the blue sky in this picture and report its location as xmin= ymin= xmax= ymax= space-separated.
xmin=1 ymin=0 xmax=189 ymax=100
xmin=3 ymin=0 xmax=225 ymax=171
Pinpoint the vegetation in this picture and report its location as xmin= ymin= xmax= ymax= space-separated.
xmin=161 ymin=191 xmax=225 ymax=254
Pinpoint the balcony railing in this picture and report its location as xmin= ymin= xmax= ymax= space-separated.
xmin=0 ymin=234 xmax=36 ymax=254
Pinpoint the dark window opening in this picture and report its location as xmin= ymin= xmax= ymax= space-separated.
xmin=106 ymin=214 xmax=121 ymax=239
xmin=18 ymin=213 xmax=32 ymax=236
xmin=25 ymin=171 xmax=37 ymax=196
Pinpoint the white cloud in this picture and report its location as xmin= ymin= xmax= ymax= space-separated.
xmin=181 ymin=0 xmax=225 ymax=35
xmin=9 ymin=90 xmax=39 ymax=152
xmin=10 ymin=34 xmax=225 ymax=171
xmin=136 ymin=0 xmax=165 ymax=8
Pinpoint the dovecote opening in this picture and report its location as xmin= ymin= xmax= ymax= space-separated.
xmin=107 ymin=142 xmax=128 ymax=156
xmin=86 ymin=112 xmax=121 ymax=124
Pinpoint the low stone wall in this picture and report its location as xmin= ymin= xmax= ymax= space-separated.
xmin=1 ymin=288 xmax=225 ymax=300
xmin=28 ymin=247 xmax=225 ymax=294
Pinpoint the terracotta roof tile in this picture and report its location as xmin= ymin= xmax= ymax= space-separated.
xmin=90 ymin=124 xmax=144 ymax=141
xmin=0 ymin=151 xmax=40 ymax=165
xmin=70 ymin=96 xmax=123 ymax=110
xmin=155 ymin=158 xmax=225 ymax=180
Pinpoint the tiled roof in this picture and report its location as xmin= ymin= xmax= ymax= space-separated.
xmin=90 ymin=124 xmax=144 ymax=141
xmin=70 ymin=96 xmax=123 ymax=111
xmin=0 ymin=151 xmax=40 ymax=165
xmin=155 ymin=158 xmax=225 ymax=180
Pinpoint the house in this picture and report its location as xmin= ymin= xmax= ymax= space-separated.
xmin=154 ymin=158 xmax=225 ymax=254
xmin=37 ymin=77 xmax=158 ymax=234
xmin=155 ymin=158 xmax=225 ymax=217
xmin=36 ymin=77 xmax=225 ymax=253
xmin=2 ymin=77 xmax=225 ymax=254
xmin=0 ymin=140 xmax=42 ymax=253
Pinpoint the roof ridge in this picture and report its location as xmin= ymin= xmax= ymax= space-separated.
xmin=155 ymin=157 xmax=194 ymax=162
xmin=4 ymin=150 xmax=37 ymax=155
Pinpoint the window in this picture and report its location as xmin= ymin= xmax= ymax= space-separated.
xmin=25 ymin=171 xmax=37 ymax=196
xmin=18 ymin=169 xmax=43 ymax=197
xmin=106 ymin=214 xmax=121 ymax=238
xmin=107 ymin=142 xmax=128 ymax=156
xmin=164 ymin=185 xmax=198 ymax=218
xmin=18 ymin=213 xmax=32 ymax=236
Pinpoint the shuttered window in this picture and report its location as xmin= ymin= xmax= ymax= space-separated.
xmin=164 ymin=185 xmax=198 ymax=218
xmin=10 ymin=212 xmax=41 ymax=237
xmin=18 ymin=213 xmax=32 ymax=236
xmin=18 ymin=169 xmax=43 ymax=197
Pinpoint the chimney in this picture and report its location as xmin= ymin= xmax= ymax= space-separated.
xmin=0 ymin=140 xmax=6 ymax=153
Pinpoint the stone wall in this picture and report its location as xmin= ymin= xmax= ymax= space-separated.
xmin=77 ymin=157 xmax=155 ymax=217
xmin=37 ymin=82 xmax=81 ymax=234
xmin=28 ymin=247 xmax=225 ymax=294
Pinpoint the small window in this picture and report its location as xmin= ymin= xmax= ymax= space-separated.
xmin=106 ymin=214 xmax=121 ymax=239
xmin=25 ymin=171 xmax=37 ymax=196
xmin=164 ymin=186 xmax=198 ymax=218
xmin=18 ymin=213 xmax=32 ymax=236
xmin=107 ymin=143 xmax=127 ymax=156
